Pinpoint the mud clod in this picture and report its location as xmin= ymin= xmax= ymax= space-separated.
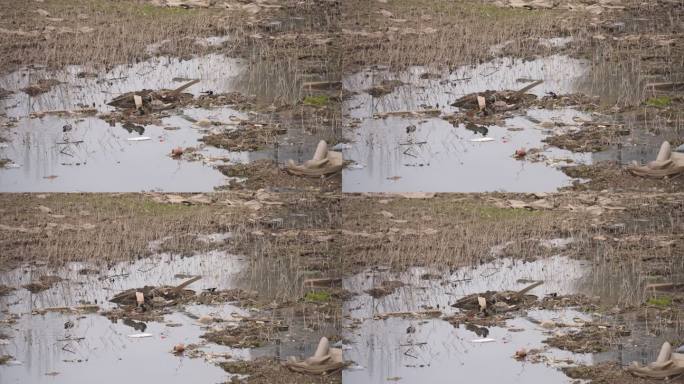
xmin=200 ymin=124 xmax=286 ymax=151
xmin=21 ymin=79 xmax=61 ymax=96
xmin=365 ymin=280 xmax=405 ymax=298
xmin=201 ymin=319 xmax=281 ymax=348
xmin=23 ymin=275 xmax=63 ymax=293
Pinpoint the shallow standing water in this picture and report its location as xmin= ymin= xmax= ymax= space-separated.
xmin=342 ymin=254 xmax=678 ymax=384
xmin=0 ymin=250 xmax=245 ymax=384
xmin=0 ymin=54 xmax=319 ymax=192
xmin=0 ymin=243 xmax=326 ymax=384
xmin=342 ymin=55 xmax=609 ymax=192
xmin=0 ymin=233 xmax=332 ymax=383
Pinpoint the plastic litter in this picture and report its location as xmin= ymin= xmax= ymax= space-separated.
xmin=127 ymin=333 xmax=153 ymax=338
xmin=471 ymin=338 xmax=496 ymax=343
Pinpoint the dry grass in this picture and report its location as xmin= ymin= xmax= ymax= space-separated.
xmin=342 ymin=193 xmax=684 ymax=305
xmin=231 ymin=193 xmax=341 ymax=300
xmin=0 ymin=192 xmax=342 ymax=303
xmin=574 ymin=1 xmax=684 ymax=107
xmin=340 ymin=0 xmax=578 ymax=71
xmin=0 ymin=0 xmax=342 ymax=100
xmin=0 ymin=193 xmax=238 ymax=268
xmin=0 ymin=0 xmax=246 ymax=73
xmin=340 ymin=0 xmax=683 ymax=110
xmin=342 ymin=194 xmax=570 ymax=270
xmin=0 ymin=191 xmax=682 ymax=307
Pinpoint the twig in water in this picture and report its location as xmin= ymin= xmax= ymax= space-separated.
xmin=56 ymin=141 xmax=84 ymax=145
xmin=98 ymin=273 xmax=129 ymax=281
xmin=400 ymin=342 xmax=427 ymax=347
xmin=58 ymin=337 xmax=85 ymax=342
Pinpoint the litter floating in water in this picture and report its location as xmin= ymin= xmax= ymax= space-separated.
xmin=471 ymin=338 xmax=497 ymax=343
xmin=127 ymin=137 xmax=151 ymax=142
xmin=332 ymin=143 xmax=352 ymax=150
xmin=127 ymin=333 xmax=153 ymax=338
xmin=470 ymin=137 xmax=495 ymax=142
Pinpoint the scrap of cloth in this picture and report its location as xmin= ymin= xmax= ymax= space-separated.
xmin=283 ymin=337 xmax=345 ymax=375
xmin=628 ymin=141 xmax=684 ymax=178
xmin=286 ymin=140 xmax=343 ymax=177
xmin=627 ymin=342 xmax=684 ymax=379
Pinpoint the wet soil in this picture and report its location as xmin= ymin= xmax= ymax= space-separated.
xmin=563 ymin=362 xmax=683 ymax=384
xmin=221 ymin=358 xmax=341 ymax=384
xmin=217 ymin=159 xmax=342 ymax=192
xmin=562 ymin=162 xmax=684 ymax=193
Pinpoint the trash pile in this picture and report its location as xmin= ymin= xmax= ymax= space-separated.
xmin=194 ymin=288 xmax=259 ymax=306
xmin=199 ymin=121 xmax=286 ymax=151
xmin=286 ymin=140 xmax=343 ymax=177
xmin=544 ymin=322 xmax=630 ymax=353
xmin=489 ymin=194 xmax=627 ymax=216
xmin=201 ymin=317 xmax=285 ymax=348
xmin=543 ymin=121 xmax=630 ymax=152
xmin=446 ymin=282 xmax=542 ymax=327
xmin=451 ymin=80 xmax=542 ymax=113
xmin=148 ymin=193 xmax=213 ymax=205
xmin=452 ymin=281 xmax=542 ymax=313
xmin=107 ymin=79 xmax=198 ymax=112
xmin=446 ymin=81 xmax=543 ymax=127
xmin=102 ymin=79 xmax=199 ymax=126
xmin=365 ymin=79 xmax=404 ymax=97
xmin=149 ymin=0 xmax=214 ymax=8
xmin=109 ymin=276 xmax=201 ymax=312
xmin=193 ymin=91 xmax=256 ymax=109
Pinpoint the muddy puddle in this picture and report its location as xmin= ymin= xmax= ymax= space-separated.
xmin=342 ymin=253 xmax=679 ymax=384
xmin=0 ymin=240 xmax=324 ymax=383
xmin=341 ymin=55 xmax=661 ymax=192
xmin=0 ymin=54 xmax=320 ymax=192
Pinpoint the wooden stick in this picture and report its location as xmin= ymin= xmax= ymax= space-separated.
xmin=516 ymin=281 xmax=544 ymax=296
xmin=171 ymin=79 xmax=200 ymax=95
xmin=172 ymin=275 xmax=201 ymax=292
xmin=514 ymin=80 xmax=543 ymax=96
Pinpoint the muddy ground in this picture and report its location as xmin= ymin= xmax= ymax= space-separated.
xmin=1 ymin=0 xmax=683 ymax=383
